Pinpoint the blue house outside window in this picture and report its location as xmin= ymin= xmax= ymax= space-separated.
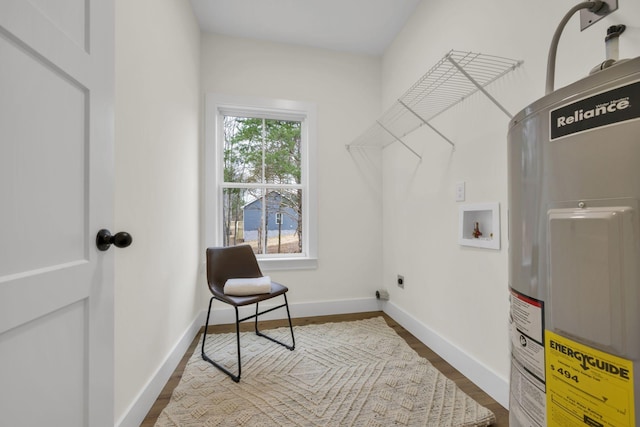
xmin=243 ymin=191 xmax=298 ymax=242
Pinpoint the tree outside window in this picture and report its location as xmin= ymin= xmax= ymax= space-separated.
xmin=222 ymin=116 xmax=303 ymax=255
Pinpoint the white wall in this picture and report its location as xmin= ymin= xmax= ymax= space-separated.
xmin=114 ymin=0 xmax=201 ymax=423
xmin=110 ymin=1 xmax=640 ymax=419
xmin=380 ymin=0 xmax=640 ymax=405
xmin=200 ymin=34 xmax=384 ymax=309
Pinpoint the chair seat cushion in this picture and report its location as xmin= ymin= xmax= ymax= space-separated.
xmin=212 ymin=281 xmax=289 ymax=306
xmin=224 ymin=276 xmax=272 ymax=296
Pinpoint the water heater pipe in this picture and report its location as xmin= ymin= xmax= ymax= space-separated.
xmin=546 ymin=1 xmax=605 ymax=94
xmin=589 ymin=24 xmax=627 ymax=74
xmin=605 ymin=24 xmax=626 ymax=61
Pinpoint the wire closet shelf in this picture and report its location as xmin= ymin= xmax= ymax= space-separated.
xmin=347 ymin=50 xmax=523 ymax=159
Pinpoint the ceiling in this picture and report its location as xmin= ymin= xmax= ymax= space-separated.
xmin=189 ymin=0 xmax=422 ymax=56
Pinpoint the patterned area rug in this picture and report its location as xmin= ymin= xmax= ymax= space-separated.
xmin=155 ymin=317 xmax=496 ymax=426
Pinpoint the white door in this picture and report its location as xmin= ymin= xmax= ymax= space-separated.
xmin=0 ymin=1 xmax=115 ymax=426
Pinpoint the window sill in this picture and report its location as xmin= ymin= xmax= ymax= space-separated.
xmin=257 ymin=257 xmax=318 ymax=272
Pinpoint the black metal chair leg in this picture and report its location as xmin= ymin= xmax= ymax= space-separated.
xmin=284 ymin=294 xmax=296 ymax=350
xmin=254 ymin=294 xmax=295 ymax=351
xmin=201 ymin=297 xmax=241 ymax=382
xmin=202 ymin=294 xmax=295 ymax=382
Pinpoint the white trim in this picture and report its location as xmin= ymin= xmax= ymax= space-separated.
xmin=205 ymin=93 xmax=318 ymax=269
xmin=382 ymin=301 xmax=509 ymax=409
xmin=116 ymin=312 xmax=206 ymax=427
xmin=258 ymin=256 xmax=319 ymax=272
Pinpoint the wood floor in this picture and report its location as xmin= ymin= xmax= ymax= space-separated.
xmin=141 ymin=311 xmax=509 ymax=426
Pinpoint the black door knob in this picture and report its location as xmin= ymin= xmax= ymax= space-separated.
xmin=96 ymin=229 xmax=133 ymax=251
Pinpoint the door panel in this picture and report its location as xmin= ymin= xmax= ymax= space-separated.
xmin=0 ymin=301 xmax=86 ymax=426
xmin=0 ymin=33 xmax=87 ymax=278
xmin=28 ymin=0 xmax=88 ymax=50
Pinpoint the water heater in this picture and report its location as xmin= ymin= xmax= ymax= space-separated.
xmin=507 ymin=33 xmax=640 ymax=427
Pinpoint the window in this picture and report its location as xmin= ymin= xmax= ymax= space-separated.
xmin=206 ymin=94 xmax=317 ymax=270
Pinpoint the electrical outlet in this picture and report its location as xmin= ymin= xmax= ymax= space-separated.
xmin=397 ymin=275 xmax=405 ymax=289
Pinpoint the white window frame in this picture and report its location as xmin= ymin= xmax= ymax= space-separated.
xmin=205 ymin=93 xmax=318 ymax=271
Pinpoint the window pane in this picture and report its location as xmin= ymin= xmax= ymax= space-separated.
xmin=221 ymin=187 xmax=258 ymax=247
xmin=222 ymin=187 xmax=302 ymax=255
xmin=224 ymin=116 xmax=302 ymax=185
xmin=264 ymin=119 xmax=301 ymax=185
xmin=223 ymin=116 xmax=263 ymax=184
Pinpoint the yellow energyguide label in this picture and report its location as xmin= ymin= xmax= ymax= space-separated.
xmin=546 ymin=331 xmax=635 ymax=427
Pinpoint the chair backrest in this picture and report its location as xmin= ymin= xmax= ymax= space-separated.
xmin=206 ymin=245 xmax=263 ymax=290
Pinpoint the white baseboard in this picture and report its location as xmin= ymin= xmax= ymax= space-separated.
xmin=117 ymin=297 xmax=381 ymax=427
xmin=382 ymin=300 xmax=509 ymax=409
xmin=290 ymin=296 xmax=384 ymax=318
xmin=116 ymin=312 xmax=205 ymax=427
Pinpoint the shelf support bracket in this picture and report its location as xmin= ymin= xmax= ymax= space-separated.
xmin=376 ymin=120 xmax=422 ymax=160
xmin=398 ymin=100 xmax=456 ymax=150
xmin=447 ymin=55 xmax=514 ymax=119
